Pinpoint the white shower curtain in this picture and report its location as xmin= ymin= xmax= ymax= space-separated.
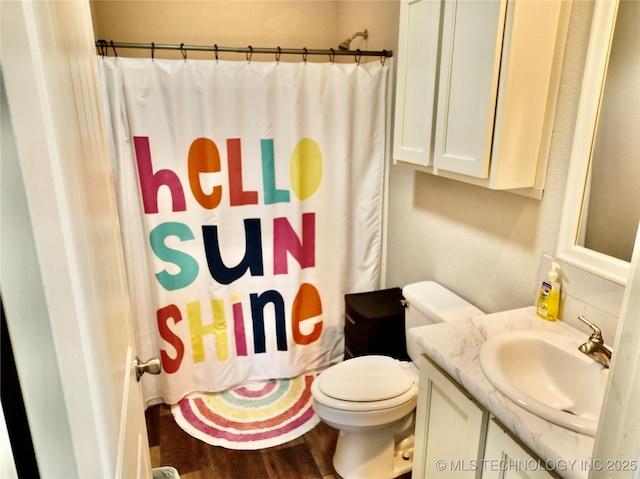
xmin=99 ymin=56 xmax=390 ymax=404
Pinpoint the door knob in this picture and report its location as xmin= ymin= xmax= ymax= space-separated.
xmin=134 ymin=356 xmax=161 ymax=381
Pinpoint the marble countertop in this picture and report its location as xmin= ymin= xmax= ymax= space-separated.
xmin=409 ymin=306 xmax=596 ymax=479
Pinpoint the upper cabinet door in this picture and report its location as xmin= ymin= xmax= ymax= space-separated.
xmin=433 ymin=0 xmax=507 ymax=178
xmin=392 ymin=0 xmax=442 ymax=167
xmin=392 ymin=0 xmax=570 ymax=198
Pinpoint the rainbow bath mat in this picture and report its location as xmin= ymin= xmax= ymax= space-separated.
xmin=171 ymin=374 xmax=320 ymax=449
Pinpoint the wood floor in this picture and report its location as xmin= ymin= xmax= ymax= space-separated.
xmin=145 ymin=404 xmax=412 ymax=479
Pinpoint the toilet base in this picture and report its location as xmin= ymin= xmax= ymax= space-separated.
xmin=332 ymin=413 xmax=414 ymax=479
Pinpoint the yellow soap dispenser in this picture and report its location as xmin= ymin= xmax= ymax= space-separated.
xmin=536 ymin=262 xmax=561 ymax=321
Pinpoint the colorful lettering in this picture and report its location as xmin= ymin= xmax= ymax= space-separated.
xmin=232 ymin=294 xmax=248 ymax=357
xmin=227 ymin=138 xmax=258 ymax=206
xmin=134 ymin=136 xmax=186 ymax=214
xmin=261 ymin=139 xmax=290 ymax=204
xmin=290 ymin=137 xmax=322 ymax=200
xmin=157 ymin=304 xmax=185 ymax=374
xmin=149 ymin=222 xmax=199 ymax=291
xmin=292 ymin=283 xmax=323 ymax=345
xmin=273 ymin=213 xmax=315 ymax=274
xmin=201 ymin=219 xmax=264 ymax=285
xmin=140 ymin=135 xmax=328 ymax=373
xmin=187 ymin=300 xmax=229 ymax=362
xmin=250 ymin=290 xmax=288 ymax=353
xmin=188 ymin=137 xmax=222 ymax=209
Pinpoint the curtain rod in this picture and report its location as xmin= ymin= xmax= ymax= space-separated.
xmin=95 ymin=40 xmax=393 ymax=60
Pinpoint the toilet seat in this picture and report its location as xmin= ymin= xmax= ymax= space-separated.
xmin=314 ymin=355 xmax=417 ymax=412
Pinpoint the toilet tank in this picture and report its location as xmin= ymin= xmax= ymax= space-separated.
xmin=402 ymin=281 xmax=484 ymax=363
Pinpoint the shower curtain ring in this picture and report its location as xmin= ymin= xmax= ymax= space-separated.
xmin=151 ymin=42 xmax=155 ymax=61
xmin=302 ymin=47 xmax=308 ymax=63
xmin=214 ymin=44 xmax=219 ymax=61
xmin=180 ymin=43 xmax=187 ymax=60
xmin=380 ymin=50 xmax=387 ymax=66
xmin=329 ymin=48 xmax=335 ymax=64
xmin=355 ymin=49 xmax=362 ymax=65
xmin=247 ymin=46 xmax=253 ymax=62
xmin=110 ymin=40 xmax=118 ymax=58
xmin=276 ymin=46 xmax=281 ymax=63
xmin=97 ymin=39 xmax=106 ymax=57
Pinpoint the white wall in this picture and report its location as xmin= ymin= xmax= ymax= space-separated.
xmin=90 ymin=0 xmax=597 ymax=315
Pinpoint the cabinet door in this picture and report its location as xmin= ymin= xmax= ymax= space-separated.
xmin=392 ymin=0 xmax=442 ymax=167
xmin=433 ymin=0 xmax=507 ymax=178
xmin=483 ymin=420 xmax=557 ymax=479
xmin=413 ymin=355 xmax=489 ymax=478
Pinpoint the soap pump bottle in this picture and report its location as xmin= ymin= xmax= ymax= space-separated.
xmin=536 ymin=262 xmax=561 ymax=321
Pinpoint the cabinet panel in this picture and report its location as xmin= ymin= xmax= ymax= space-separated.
xmin=489 ymin=0 xmax=569 ymax=190
xmin=483 ymin=420 xmax=557 ymax=479
xmin=413 ymin=354 xmax=489 ymax=478
xmin=392 ymin=0 xmax=442 ymax=167
xmin=433 ymin=0 xmax=507 ymax=178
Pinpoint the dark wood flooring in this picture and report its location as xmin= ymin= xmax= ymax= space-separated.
xmin=145 ymin=404 xmax=412 ymax=479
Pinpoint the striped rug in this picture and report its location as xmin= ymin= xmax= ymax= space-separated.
xmin=171 ymin=374 xmax=320 ymax=450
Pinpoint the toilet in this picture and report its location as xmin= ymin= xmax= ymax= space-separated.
xmin=311 ymin=281 xmax=484 ymax=479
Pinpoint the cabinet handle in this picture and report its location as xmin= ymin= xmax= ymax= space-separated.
xmin=345 ymin=314 xmax=356 ymax=325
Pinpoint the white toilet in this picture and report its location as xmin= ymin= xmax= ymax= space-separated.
xmin=311 ymin=281 xmax=484 ymax=479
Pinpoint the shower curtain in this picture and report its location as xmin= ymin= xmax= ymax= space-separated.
xmin=99 ymin=56 xmax=390 ymax=404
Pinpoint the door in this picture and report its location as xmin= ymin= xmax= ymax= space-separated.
xmin=0 ymin=1 xmax=152 ymax=478
xmin=393 ymin=0 xmax=442 ymax=168
xmin=433 ymin=0 xmax=507 ymax=178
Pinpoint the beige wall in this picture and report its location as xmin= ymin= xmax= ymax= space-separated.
xmin=90 ymin=1 xmax=398 ymax=62
xmin=90 ymin=0 xmax=592 ymax=314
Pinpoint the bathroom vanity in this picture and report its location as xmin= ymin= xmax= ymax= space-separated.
xmin=410 ymin=308 xmax=598 ymax=479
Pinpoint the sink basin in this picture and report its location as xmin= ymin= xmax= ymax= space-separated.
xmin=479 ymin=330 xmax=609 ymax=436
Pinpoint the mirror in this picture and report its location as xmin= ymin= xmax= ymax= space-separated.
xmin=557 ymin=0 xmax=639 ymax=285
xmin=581 ymin=0 xmax=639 ymax=263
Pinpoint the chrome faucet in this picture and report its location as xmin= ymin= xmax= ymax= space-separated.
xmin=577 ymin=315 xmax=612 ymax=368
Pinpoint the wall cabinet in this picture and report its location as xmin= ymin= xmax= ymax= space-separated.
xmin=414 ymin=354 xmax=557 ymax=479
xmin=393 ymin=0 xmax=570 ymax=198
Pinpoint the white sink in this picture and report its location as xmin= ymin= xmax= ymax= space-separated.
xmin=479 ymin=330 xmax=608 ymax=436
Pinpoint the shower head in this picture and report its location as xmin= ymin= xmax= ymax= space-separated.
xmin=338 ymin=29 xmax=369 ymax=50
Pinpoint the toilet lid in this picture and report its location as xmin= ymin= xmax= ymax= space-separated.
xmin=318 ymin=355 xmax=414 ymax=402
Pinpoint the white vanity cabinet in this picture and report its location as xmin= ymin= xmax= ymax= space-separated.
xmin=413 ymin=354 xmax=489 ymax=478
xmin=483 ymin=420 xmax=557 ymax=479
xmin=414 ymin=354 xmax=559 ymax=479
xmin=393 ymin=0 xmax=570 ymax=197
